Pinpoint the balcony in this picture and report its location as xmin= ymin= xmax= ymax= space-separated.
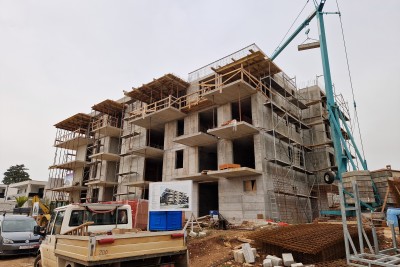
xmin=200 ymin=68 xmax=268 ymax=105
xmin=173 ymin=132 xmax=218 ymax=147
xmin=85 ymin=180 xmax=119 ymax=187
xmin=50 ymin=185 xmax=88 ymax=193
xmin=126 ymin=95 xmax=186 ymax=129
xmin=91 ymin=116 xmax=122 ymax=138
xmin=54 ymin=128 xmax=93 ymax=150
xmin=174 ymin=172 xmax=219 ymax=182
xmin=207 ymin=121 xmax=259 ymax=140
xmin=49 ymin=160 xmax=88 ymax=170
xmin=128 ymin=145 xmax=164 ymax=159
xmin=207 ymin=167 xmax=262 ymax=179
xmin=90 ymin=152 xmax=120 ymax=162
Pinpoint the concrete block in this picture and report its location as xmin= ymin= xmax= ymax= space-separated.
xmin=291 ymin=264 xmax=304 ymax=267
xmin=242 ymin=243 xmax=255 ymax=263
xmin=282 ymin=253 xmax=295 ymax=266
xmin=233 ymin=249 xmax=245 ymax=263
xmin=266 ymin=255 xmax=282 ymax=266
xmin=263 ymin=258 xmax=273 ymax=267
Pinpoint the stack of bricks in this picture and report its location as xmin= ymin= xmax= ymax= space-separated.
xmin=342 ymin=170 xmax=374 ymax=204
xmin=371 ymin=167 xmax=400 ymax=205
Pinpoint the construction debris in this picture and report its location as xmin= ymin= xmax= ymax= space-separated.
xmin=247 ymin=223 xmax=372 ymax=264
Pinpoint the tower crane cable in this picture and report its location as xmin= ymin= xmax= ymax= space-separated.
xmin=335 ymin=0 xmax=367 ymax=162
xmin=273 ymin=0 xmax=310 ymax=55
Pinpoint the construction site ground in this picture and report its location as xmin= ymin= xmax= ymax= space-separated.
xmin=0 ymin=222 xmax=397 ymax=267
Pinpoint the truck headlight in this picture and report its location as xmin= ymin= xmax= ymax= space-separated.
xmin=2 ymin=238 xmax=14 ymax=244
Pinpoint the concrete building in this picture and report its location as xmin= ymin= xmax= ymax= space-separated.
xmin=8 ymin=180 xmax=47 ymax=199
xmin=47 ymin=44 xmax=341 ymax=223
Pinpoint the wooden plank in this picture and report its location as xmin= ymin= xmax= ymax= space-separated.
xmin=298 ymin=41 xmax=320 ymax=51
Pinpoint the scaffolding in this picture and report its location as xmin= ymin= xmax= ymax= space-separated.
xmin=87 ymin=99 xmax=125 ymax=203
xmin=48 ymin=113 xmax=93 ymax=203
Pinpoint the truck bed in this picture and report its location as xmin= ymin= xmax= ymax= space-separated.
xmin=54 ymin=230 xmax=187 ymax=266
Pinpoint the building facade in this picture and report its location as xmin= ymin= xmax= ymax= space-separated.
xmin=47 ymin=44 xmax=341 ymax=223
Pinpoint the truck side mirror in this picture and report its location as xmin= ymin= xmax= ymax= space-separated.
xmin=33 ymin=225 xmax=42 ymax=235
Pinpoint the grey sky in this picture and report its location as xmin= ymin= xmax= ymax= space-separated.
xmin=0 ymin=1 xmax=399 ymax=181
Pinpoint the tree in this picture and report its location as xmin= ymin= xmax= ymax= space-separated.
xmin=15 ymin=196 xmax=28 ymax=207
xmin=2 ymin=164 xmax=31 ymax=185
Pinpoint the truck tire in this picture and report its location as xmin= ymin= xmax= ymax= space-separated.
xmin=34 ymin=254 xmax=42 ymax=267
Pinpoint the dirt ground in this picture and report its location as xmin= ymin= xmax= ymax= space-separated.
xmin=0 ymin=225 xmax=396 ymax=267
xmin=0 ymin=255 xmax=35 ymax=267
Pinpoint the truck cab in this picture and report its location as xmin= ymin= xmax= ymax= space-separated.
xmin=37 ymin=203 xmax=188 ymax=267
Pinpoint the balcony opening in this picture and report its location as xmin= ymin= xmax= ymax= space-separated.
xmin=175 ymin=150 xmax=184 ymax=169
xmin=199 ymin=108 xmax=217 ymax=132
xmin=199 ymin=143 xmax=218 ymax=172
xmin=231 ymin=97 xmax=252 ymax=124
xmin=146 ymin=129 xmax=164 ymax=149
xmin=144 ymin=158 xmax=163 ymax=182
xmin=198 ymin=182 xmax=219 ymax=217
xmin=176 ymin=119 xmax=184 ymax=137
xmin=233 ymin=136 xmax=255 ymax=169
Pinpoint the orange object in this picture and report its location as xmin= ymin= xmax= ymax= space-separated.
xmin=219 ymin=164 xmax=241 ymax=170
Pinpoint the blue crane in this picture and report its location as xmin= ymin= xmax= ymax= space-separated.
xmin=270 ymin=0 xmax=380 ymax=209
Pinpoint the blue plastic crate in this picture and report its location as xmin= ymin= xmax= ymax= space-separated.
xmin=149 ymin=211 xmax=167 ymax=231
xmin=166 ymin=211 xmax=182 ymax=230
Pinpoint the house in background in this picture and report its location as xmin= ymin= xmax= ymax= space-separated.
xmin=8 ymin=180 xmax=48 ymax=200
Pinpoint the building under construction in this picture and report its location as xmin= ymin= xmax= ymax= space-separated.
xmin=46 ymin=44 xmax=351 ymax=223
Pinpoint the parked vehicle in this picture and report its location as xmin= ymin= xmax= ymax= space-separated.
xmin=0 ymin=214 xmax=40 ymax=255
xmin=34 ymin=203 xmax=188 ymax=267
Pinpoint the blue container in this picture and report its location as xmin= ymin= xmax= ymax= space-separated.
xmin=210 ymin=210 xmax=219 ymax=216
xmin=149 ymin=211 xmax=182 ymax=231
xmin=166 ymin=211 xmax=182 ymax=230
xmin=386 ymin=208 xmax=400 ymax=227
xmin=149 ymin=211 xmax=167 ymax=231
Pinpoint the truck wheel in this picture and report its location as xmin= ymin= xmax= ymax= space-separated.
xmin=34 ymin=254 xmax=42 ymax=267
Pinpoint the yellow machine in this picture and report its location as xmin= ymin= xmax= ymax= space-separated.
xmin=32 ymin=195 xmax=51 ymax=227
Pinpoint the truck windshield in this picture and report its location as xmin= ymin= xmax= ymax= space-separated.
xmin=69 ymin=209 xmax=127 ymax=226
xmin=2 ymin=219 xmax=37 ymax=232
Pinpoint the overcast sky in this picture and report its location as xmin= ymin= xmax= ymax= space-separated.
xmin=0 ymin=1 xmax=399 ymax=182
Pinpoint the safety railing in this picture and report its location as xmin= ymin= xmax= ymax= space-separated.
xmin=91 ymin=116 xmax=120 ymax=131
xmin=127 ymin=95 xmax=182 ymax=121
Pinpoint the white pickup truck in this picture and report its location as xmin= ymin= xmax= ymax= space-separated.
xmin=35 ymin=203 xmax=188 ymax=267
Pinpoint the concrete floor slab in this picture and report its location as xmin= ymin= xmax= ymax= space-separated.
xmin=207 ymin=167 xmax=261 ymax=179
xmin=130 ymin=146 xmax=164 ymax=159
xmin=128 ymin=107 xmax=185 ymax=129
xmin=92 ymin=125 xmax=122 ymax=137
xmin=207 ymin=121 xmax=259 ymax=140
xmin=173 ymin=132 xmax=218 ymax=147
xmin=54 ymin=136 xmax=93 ymax=150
